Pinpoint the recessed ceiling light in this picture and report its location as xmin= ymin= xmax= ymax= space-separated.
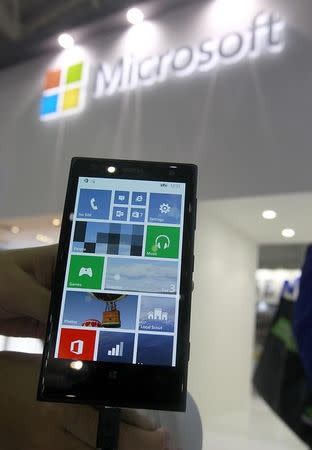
xmin=281 ymin=228 xmax=295 ymax=238
xmin=107 ymin=166 xmax=116 ymax=173
xmin=58 ymin=33 xmax=75 ymax=49
xmin=262 ymin=210 xmax=277 ymax=220
xmin=52 ymin=218 xmax=61 ymax=227
xmin=10 ymin=226 xmax=20 ymax=234
xmin=36 ymin=234 xmax=54 ymax=244
xmin=126 ymin=7 xmax=144 ymax=25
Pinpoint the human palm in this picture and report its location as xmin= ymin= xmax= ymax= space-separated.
xmin=0 ymin=245 xmax=57 ymax=337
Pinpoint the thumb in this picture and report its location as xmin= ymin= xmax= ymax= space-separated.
xmin=119 ymin=423 xmax=171 ymax=450
xmin=120 ymin=409 xmax=158 ymax=431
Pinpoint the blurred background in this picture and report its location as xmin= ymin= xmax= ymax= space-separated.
xmin=1 ymin=0 xmax=312 ymax=448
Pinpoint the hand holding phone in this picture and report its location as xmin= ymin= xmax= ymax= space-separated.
xmin=0 ymin=352 xmax=170 ymax=450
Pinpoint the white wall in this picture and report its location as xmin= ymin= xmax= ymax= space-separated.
xmin=189 ymin=203 xmax=257 ymax=441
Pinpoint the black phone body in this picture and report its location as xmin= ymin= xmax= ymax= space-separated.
xmin=38 ymin=157 xmax=197 ymax=412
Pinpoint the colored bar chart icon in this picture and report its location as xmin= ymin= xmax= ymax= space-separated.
xmin=108 ymin=342 xmax=124 ymax=357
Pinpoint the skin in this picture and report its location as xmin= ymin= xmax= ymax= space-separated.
xmin=0 ymin=245 xmax=173 ymax=450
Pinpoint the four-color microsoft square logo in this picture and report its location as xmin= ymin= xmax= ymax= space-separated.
xmin=40 ymin=62 xmax=87 ymax=120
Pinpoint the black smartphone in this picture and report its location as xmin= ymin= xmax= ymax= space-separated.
xmin=38 ymin=157 xmax=197 ymax=411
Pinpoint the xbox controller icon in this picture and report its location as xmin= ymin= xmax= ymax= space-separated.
xmin=79 ymin=267 xmax=93 ymax=277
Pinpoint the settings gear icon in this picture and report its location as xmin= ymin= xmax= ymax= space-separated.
xmin=159 ymin=203 xmax=171 ymax=214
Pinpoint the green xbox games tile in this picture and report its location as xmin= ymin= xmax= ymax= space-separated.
xmin=67 ymin=255 xmax=104 ymax=289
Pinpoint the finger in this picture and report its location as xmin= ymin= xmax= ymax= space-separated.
xmin=60 ymin=428 xmax=95 ymax=450
xmin=59 ymin=404 xmax=170 ymax=450
xmin=120 ymin=409 xmax=158 ymax=431
xmin=119 ymin=423 xmax=170 ymax=450
xmin=0 ymin=318 xmax=45 ymax=338
xmin=1 ymin=263 xmax=51 ymax=323
xmin=61 ymin=404 xmax=98 ymax=448
xmin=30 ymin=425 xmax=95 ymax=450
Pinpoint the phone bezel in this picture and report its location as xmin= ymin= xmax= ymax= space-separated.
xmin=37 ymin=157 xmax=197 ymax=412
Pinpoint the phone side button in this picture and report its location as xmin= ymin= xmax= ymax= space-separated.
xmin=194 ymin=198 xmax=197 ymax=230
xmin=192 ymin=255 xmax=195 ymax=273
xmin=188 ymin=342 xmax=191 ymax=362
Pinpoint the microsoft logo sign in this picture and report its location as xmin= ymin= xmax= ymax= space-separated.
xmin=39 ymin=11 xmax=285 ymax=122
xmin=40 ymin=61 xmax=87 ymax=120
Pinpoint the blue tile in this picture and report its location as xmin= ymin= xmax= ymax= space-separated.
xmin=136 ymin=334 xmax=173 ymax=366
xmin=77 ymin=189 xmax=111 ymax=220
xmin=98 ymin=332 xmax=135 ymax=363
xmin=130 ymin=208 xmax=145 ymax=222
xmin=114 ymin=191 xmax=129 ymax=205
xmin=131 ymin=192 xmax=147 ymax=206
xmin=112 ymin=207 xmax=128 ymax=221
xmin=148 ymin=193 xmax=182 ymax=224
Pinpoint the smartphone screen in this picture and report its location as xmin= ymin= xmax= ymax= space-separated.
xmin=39 ymin=158 xmax=197 ymax=411
xmin=55 ymin=177 xmax=186 ymax=367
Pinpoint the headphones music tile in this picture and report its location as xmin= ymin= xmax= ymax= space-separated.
xmin=145 ymin=225 xmax=180 ymax=259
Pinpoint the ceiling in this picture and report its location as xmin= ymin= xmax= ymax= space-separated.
xmin=207 ymin=192 xmax=312 ymax=245
xmin=0 ymin=0 xmax=194 ymax=70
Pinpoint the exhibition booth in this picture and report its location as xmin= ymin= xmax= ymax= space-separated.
xmin=1 ymin=0 xmax=312 ymax=448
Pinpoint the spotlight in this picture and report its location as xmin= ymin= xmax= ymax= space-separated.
xmin=52 ymin=218 xmax=61 ymax=227
xmin=36 ymin=234 xmax=54 ymax=244
xmin=127 ymin=8 xmax=144 ymax=25
xmin=58 ymin=33 xmax=75 ymax=49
